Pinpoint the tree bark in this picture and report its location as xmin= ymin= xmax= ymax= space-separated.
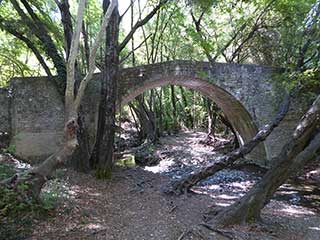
xmin=162 ymin=95 xmax=290 ymax=195
xmin=94 ymin=0 xmax=120 ymax=178
xmin=210 ymin=94 xmax=320 ymax=226
xmin=55 ymin=0 xmax=73 ymax=59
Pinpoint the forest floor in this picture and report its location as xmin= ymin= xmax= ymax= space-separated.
xmin=1 ymin=131 xmax=320 ymax=240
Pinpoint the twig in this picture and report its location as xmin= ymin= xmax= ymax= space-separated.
xmin=120 ymin=34 xmax=152 ymax=64
xmin=169 ymin=205 xmax=177 ymax=213
xmin=119 ymin=0 xmax=136 ymax=21
xmin=177 ymin=229 xmax=190 ymax=240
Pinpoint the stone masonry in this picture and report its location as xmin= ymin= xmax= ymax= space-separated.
xmin=0 ymin=61 xmax=308 ymax=166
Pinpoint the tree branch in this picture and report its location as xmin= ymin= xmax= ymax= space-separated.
xmin=0 ymin=19 xmax=52 ymax=78
xmin=118 ymin=0 xmax=168 ymax=52
xmin=10 ymin=0 xmax=66 ymax=91
xmin=190 ymin=10 xmax=214 ymax=62
xmin=120 ymin=34 xmax=152 ymax=64
xmin=74 ymin=0 xmax=117 ymax=111
xmin=65 ymin=0 xmax=87 ymax=114
xmin=55 ymin=0 xmax=74 ymax=60
xmin=119 ymin=0 xmax=136 ymax=21
xmin=229 ymin=0 xmax=276 ymax=62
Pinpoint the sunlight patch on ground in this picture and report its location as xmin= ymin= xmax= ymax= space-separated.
xmin=226 ymin=181 xmax=255 ymax=191
xmin=278 ymin=204 xmax=316 ymax=216
xmin=217 ymin=194 xmax=238 ymax=200
xmin=214 ymin=202 xmax=231 ymax=207
xmin=89 ymin=192 xmax=102 ymax=197
xmin=309 ymin=226 xmax=320 ymax=231
xmin=0 ymin=153 xmax=31 ymax=170
xmin=85 ymin=223 xmax=104 ymax=230
xmin=144 ymin=159 xmax=175 ymax=173
xmin=277 ymin=190 xmax=299 ymax=195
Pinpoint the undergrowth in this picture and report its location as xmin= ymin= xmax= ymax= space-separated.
xmin=0 ymin=163 xmax=60 ymax=240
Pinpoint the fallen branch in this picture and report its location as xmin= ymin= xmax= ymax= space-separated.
xmin=177 ymin=229 xmax=190 ymax=240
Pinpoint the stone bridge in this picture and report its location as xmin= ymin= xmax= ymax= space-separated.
xmin=0 ymin=60 xmax=304 ymax=166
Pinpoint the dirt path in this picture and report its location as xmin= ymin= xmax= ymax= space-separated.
xmin=28 ymin=132 xmax=320 ymax=240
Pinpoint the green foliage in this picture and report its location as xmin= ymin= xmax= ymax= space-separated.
xmin=116 ymin=154 xmax=136 ymax=167
xmin=0 ymin=164 xmax=15 ymax=180
xmin=0 ymin=31 xmax=38 ymax=86
xmin=285 ymin=69 xmax=320 ymax=95
xmin=0 ymin=164 xmax=64 ymax=239
xmin=6 ymin=144 xmax=16 ymax=155
xmin=0 ymin=183 xmax=51 ymax=239
xmin=188 ymin=0 xmax=218 ymax=13
xmin=198 ymin=70 xmax=209 ymax=79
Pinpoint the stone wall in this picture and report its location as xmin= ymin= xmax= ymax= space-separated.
xmin=0 ymin=87 xmax=10 ymax=135
xmin=5 ymin=76 xmax=101 ymax=162
xmin=10 ymin=77 xmax=65 ymax=162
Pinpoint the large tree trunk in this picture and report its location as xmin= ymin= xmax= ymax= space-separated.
xmin=94 ymin=0 xmax=119 ymax=178
xmin=209 ymin=95 xmax=320 ymax=226
xmin=55 ymin=0 xmax=91 ymax=173
xmin=163 ymin=95 xmax=290 ymax=195
xmin=70 ymin=107 xmax=91 ymax=172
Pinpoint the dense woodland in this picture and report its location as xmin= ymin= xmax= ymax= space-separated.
xmin=0 ymin=0 xmax=320 ymax=239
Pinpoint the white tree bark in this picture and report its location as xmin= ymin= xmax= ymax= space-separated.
xmin=74 ymin=0 xmax=117 ymax=111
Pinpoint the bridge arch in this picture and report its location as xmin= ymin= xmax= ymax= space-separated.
xmin=117 ymin=61 xmax=286 ymax=165
xmin=119 ymin=75 xmax=267 ymax=164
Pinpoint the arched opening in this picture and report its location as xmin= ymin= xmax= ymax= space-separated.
xmin=118 ymin=76 xmax=267 ymax=164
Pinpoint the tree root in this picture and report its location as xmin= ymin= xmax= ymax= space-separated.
xmin=199 ymin=223 xmax=235 ymax=240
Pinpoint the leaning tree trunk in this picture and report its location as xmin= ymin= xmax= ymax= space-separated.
xmin=209 ymin=95 xmax=320 ymax=226
xmin=163 ymin=95 xmax=290 ymax=195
